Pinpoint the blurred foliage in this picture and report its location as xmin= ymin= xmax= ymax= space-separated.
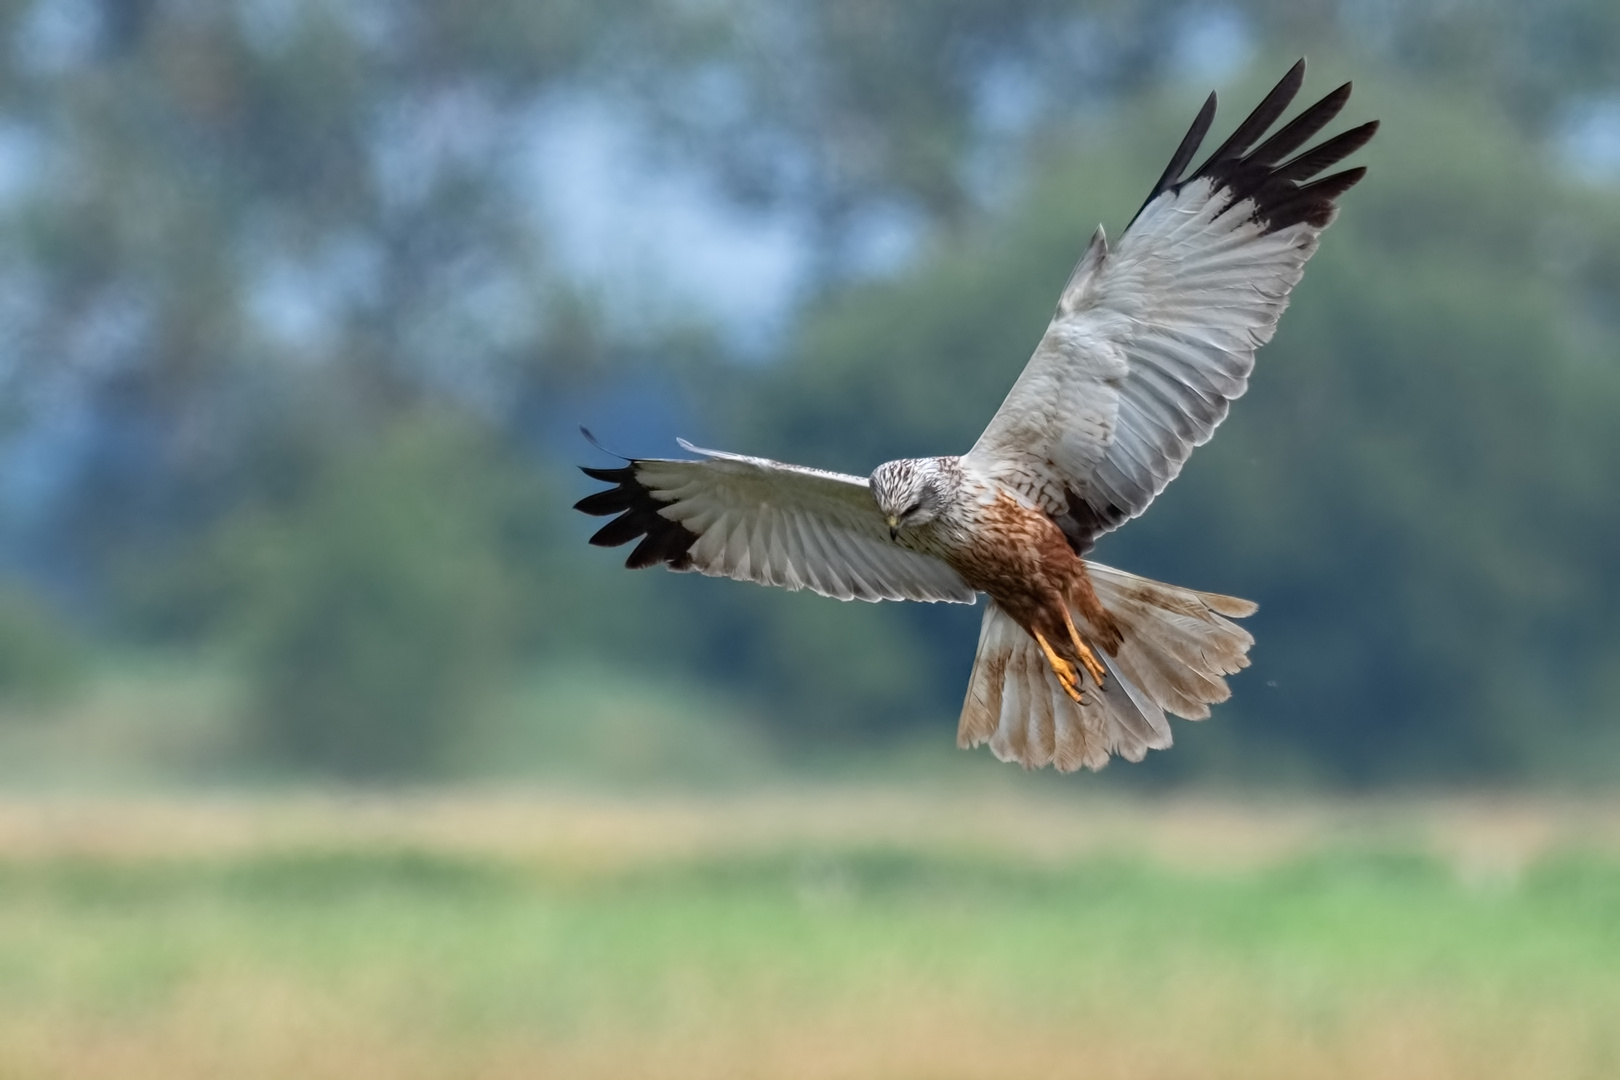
xmin=0 ymin=583 xmax=85 ymax=705
xmin=0 ymin=0 xmax=1616 ymax=784
xmin=469 ymin=661 xmax=778 ymax=786
xmin=214 ymin=412 xmax=538 ymax=778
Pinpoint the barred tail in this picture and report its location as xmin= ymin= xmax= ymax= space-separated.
xmin=957 ymin=563 xmax=1256 ymax=772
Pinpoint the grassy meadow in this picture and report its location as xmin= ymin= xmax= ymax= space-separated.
xmin=0 ymin=791 xmax=1615 ymax=1079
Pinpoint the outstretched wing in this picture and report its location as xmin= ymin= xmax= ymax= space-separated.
xmin=575 ymin=440 xmax=976 ymax=604
xmin=965 ymin=60 xmax=1377 ymax=553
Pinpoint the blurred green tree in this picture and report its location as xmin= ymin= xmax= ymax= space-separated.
xmin=219 ymin=413 xmax=530 ymax=778
xmin=0 ymin=583 xmax=86 ymax=706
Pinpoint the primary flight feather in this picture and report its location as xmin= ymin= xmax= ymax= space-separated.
xmin=577 ymin=60 xmax=1377 ymax=772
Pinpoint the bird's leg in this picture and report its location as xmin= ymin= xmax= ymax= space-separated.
xmin=1061 ymin=605 xmax=1109 ymax=689
xmin=1033 ymin=629 xmax=1085 ymax=704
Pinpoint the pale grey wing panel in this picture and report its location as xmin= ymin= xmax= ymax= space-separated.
xmin=965 ymin=65 xmax=1374 ymax=547
xmin=1073 ymin=183 xmax=1323 ymax=523
xmin=963 ymin=291 xmax=1129 ymax=519
xmin=576 ymin=443 xmax=977 ymax=604
xmin=967 ymin=181 xmax=1323 ymax=541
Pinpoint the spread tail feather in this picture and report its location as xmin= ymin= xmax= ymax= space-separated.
xmin=958 ymin=598 xmax=1172 ymax=772
xmin=1085 ymin=562 xmax=1257 ymax=722
xmin=957 ymin=563 xmax=1255 ymax=772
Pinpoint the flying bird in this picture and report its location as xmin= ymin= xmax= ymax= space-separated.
xmin=576 ymin=61 xmax=1377 ymax=771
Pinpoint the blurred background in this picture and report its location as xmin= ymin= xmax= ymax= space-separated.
xmin=1 ymin=0 xmax=1619 ymax=1077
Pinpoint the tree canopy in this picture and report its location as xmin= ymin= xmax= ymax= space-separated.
xmin=1 ymin=0 xmax=1617 ymax=783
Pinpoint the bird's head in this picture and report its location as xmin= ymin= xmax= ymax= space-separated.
xmin=870 ymin=457 xmax=954 ymax=541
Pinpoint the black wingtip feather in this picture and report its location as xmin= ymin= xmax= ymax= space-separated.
xmin=1248 ymin=81 xmax=1351 ymax=166
xmin=579 ymin=464 xmax=634 ymax=484
xmin=1192 ymin=58 xmax=1306 ymax=177
xmin=1264 ymin=166 xmax=1368 ymax=230
xmin=629 ymin=527 xmax=695 ymax=571
xmin=575 ymin=460 xmax=699 ymax=571
xmin=1270 ymin=120 xmax=1379 ymax=184
xmin=1140 ymin=60 xmax=1376 ymax=235
xmin=1134 ymin=91 xmax=1217 ymax=224
xmin=573 ymin=486 xmax=637 ymax=515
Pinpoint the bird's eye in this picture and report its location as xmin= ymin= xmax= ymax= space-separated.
xmin=901 ymin=502 xmax=921 ymax=518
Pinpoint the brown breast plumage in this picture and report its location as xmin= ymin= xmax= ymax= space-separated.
xmin=949 ymin=491 xmax=1123 ymax=660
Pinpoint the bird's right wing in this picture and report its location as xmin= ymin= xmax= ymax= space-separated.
xmin=575 ymin=440 xmax=977 ymax=604
xmin=965 ymin=61 xmax=1376 ymax=553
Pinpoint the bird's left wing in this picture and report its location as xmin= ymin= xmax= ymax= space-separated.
xmin=965 ymin=61 xmax=1377 ymax=552
xmin=575 ymin=440 xmax=977 ymax=604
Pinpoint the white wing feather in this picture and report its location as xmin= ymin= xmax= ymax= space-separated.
xmin=586 ymin=441 xmax=976 ymax=604
xmin=966 ymin=64 xmax=1374 ymax=547
xmin=967 ymin=180 xmax=1319 ymax=535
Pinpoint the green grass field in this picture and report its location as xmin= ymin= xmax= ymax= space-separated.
xmin=0 ymin=791 xmax=1616 ymax=1079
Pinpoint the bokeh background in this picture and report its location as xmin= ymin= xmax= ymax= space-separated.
xmin=1 ymin=1 xmax=1619 ymax=1077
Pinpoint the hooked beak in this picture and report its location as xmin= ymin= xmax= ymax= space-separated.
xmin=886 ymin=514 xmax=899 ymax=542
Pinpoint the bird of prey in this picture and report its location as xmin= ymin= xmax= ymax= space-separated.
xmin=576 ymin=61 xmax=1377 ymax=772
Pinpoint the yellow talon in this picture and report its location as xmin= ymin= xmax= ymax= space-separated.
xmin=1033 ymin=630 xmax=1085 ymax=704
xmin=1061 ymin=606 xmax=1109 ymax=688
